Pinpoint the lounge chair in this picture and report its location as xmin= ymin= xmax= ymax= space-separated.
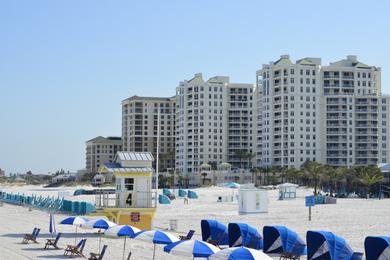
xmin=64 ymin=239 xmax=86 ymax=257
xmin=44 ymin=232 xmax=61 ymax=249
xmin=88 ymin=245 xmax=108 ymax=260
xmin=127 ymin=251 xmax=132 ymax=260
xmin=179 ymin=230 xmax=195 ymax=240
xmin=22 ymin=228 xmax=40 ymax=244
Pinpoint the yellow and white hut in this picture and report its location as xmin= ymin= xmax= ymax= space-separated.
xmin=90 ymin=151 xmax=157 ymax=229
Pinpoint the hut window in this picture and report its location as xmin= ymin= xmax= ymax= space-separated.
xmin=125 ymin=178 xmax=134 ymax=191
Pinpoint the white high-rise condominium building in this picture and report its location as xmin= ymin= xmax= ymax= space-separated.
xmin=175 ymin=73 xmax=255 ymax=177
xmin=257 ymin=55 xmax=324 ymax=168
xmin=85 ymin=136 xmax=122 ymax=174
xmin=122 ymin=96 xmax=176 ymax=171
xmin=257 ymin=55 xmax=390 ymax=169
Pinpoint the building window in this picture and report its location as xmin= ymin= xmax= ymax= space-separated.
xmin=125 ymin=178 xmax=134 ymax=191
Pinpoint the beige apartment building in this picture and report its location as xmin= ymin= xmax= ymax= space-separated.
xmin=121 ymin=96 xmax=176 ymax=171
xmin=85 ymin=136 xmax=122 ymax=174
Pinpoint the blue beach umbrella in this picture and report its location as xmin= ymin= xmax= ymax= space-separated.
xmin=209 ymin=246 xmax=272 ymax=260
xmin=225 ymin=182 xmax=240 ymax=189
xmin=82 ymin=218 xmax=117 ymax=251
xmin=364 ymin=236 xmax=390 ymax=260
xmin=105 ymin=225 xmax=141 ymax=260
xmin=134 ymin=230 xmax=179 ymax=259
xmin=307 ymin=230 xmax=361 ymax=260
xmin=60 ymin=216 xmax=89 ymax=244
xmin=228 ymin=223 xmax=263 ymax=250
xmin=263 ymin=226 xmax=306 ymax=257
xmin=201 ymin=219 xmax=229 ymax=246
xmin=164 ymin=239 xmax=220 ymax=258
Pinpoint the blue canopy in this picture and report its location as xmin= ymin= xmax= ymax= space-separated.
xmin=263 ymin=226 xmax=306 ymax=257
xmin=228 ymin=223 xmax=263 ymax=250
xmin=365 ymin=236 xmax=390 ymax=260
xmin=307 ymin=231 xmax=356 ymax=260
xmin=201 ymin=219 xmax=229 ymax=246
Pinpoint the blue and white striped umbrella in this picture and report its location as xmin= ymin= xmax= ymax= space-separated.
xmin=49 ymin=213 xmax=56 ymax=235
xmin=82 ymin=218 xmax=117 ymax=251
xmin=105 ymin=225 xmax=141 ymax=260
xmin=209 ymin=246 xmax=272 ymax=260
xmin=164 ymin=239 xmax=220 ymax=258
xmin=60 ymin=216 xmax=89 ymax=244
xmin=134 ymin=230 xmax=179 ymax=260
xmin=60 ymin=216 xmax=89 ymax=226
xmin=104 ymin=225 xmax=141 ymax=238
xmin=81 ymin=218 xmax=117 ymax=230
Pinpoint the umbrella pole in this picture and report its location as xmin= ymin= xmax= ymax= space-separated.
xmin=153 ymin=244 xmax=156 ymax=260
xmin=75 ymin=226 xmax=78 ymax=245
xmin=99 ymin=235 xmax=102 ymax=252
xmin=123 ymin=237 xmax=126 ymax=260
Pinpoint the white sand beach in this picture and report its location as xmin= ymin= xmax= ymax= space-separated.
xmin=1 ymin=185 xmax=390 ymax=259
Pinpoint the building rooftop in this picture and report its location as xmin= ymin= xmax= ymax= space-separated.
xmin=328 ymin=55 xmax=375 ymax=69
xmin=115 ymin=151 xmax=154 ymax=162
xmin=86 ymin=136 xmax=122 ymax=144
xmin=122 ymin=95 xmax=175 ymax=103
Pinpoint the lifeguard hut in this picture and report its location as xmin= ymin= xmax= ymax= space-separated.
xmin=278 ymin=183 xmax=298 ymax=200
xmin=90 ymin=152 xmax=157 ymax=230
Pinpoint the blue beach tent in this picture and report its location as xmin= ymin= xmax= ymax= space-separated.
xmin=263 ymin=226 xmax=306 ymax=257
xmin=364 ymin=236 xmax=390 ymax=260
xmin=228 ymin=223 xmax=263 ymax=250
xmin=201 ymin=219 xmax=229 ymax=246
xmin=307 ymin=231 xmax=362 ymax=260
xmin=159 ymin=194 xmax=171 ymax=204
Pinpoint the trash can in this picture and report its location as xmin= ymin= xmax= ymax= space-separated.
xmin=169 ymin=219 xmax=178 ymax=231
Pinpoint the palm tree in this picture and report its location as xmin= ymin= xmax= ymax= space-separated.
xmin=356 ymin=165 xmax=384 ymax=198
xmin=234 ymin=150 xmax=249 ymax=169
xmin=284 ymin=167 xmax=301 ymax=184
xmin=323 ymin=166 xmax=345 ymax=196
xmin=201 ymin=172 xmax=208 ymax=185
xmin=302 ymin=160 xmax=324 ymax=195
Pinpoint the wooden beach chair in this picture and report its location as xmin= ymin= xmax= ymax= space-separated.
xmin=44 ymin=232 xmax=62 ymax=249
xmin=22 ymin=228 xmax=40 ymax=244
xmin=179 ymin=230 xmax=195 ymax=240
xmin=88 ymin=245 xmax=108 ymax=260
xmin=64 ymin=239 xmax=86 ymax=257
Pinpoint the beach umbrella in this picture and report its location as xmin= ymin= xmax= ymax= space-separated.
xmin=60 ymin=216 xmax=89 ymax=244
xmin=209 ymin=246 xmax=272 ymax=260
xmin=164 ymin=239 xmax=220 ymax=258
xmin=228 ymin=223 xmax=263 ymax=250
xmin=82 ymin=218 xmax=117 ymax=251
xmin=365 ymin=236 xmax=390 ymax=260
xmin=225 ymin=182 xmax=240 ymax=199
xmin=105 ymin=225 xmax=141 ymax=260
xmin=307 ymin=230 xmax=357 ymax=260
xmin=49 ymin=213 xmax=56 ymax=237
xmin=201 ymin=219 xmax=229 ymax=246
xmin=134 ymin=230 xmax=179 ymax=260
xmin=263 ymin=226 xmax=306 ymax=258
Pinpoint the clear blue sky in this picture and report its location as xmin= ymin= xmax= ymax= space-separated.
xmin=1 ymin=0 xmax=390 ymax=174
